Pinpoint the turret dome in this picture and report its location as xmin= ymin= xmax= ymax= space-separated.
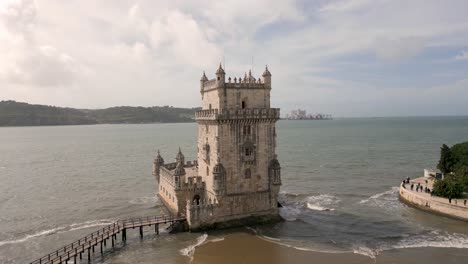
xmin=174 ymin=161 xmax=186 ymax=176
xmin=262 ymin=65 xmax=271 ymax=77
xmin=216 ymin=63 xmax=225 ymax=75
xmin=200 ymin=71 xmax=208 ymax=81
xmin=155 ymin=149 xmax=164 ymax=165
xmin=176 ymin=147 xmax=185 ymax=164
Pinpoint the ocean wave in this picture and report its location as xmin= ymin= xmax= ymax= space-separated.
xmin=0 ymin=219 xmax=114 ymax=247
xmin=128 ymin=196 xmax=159 ymax=205
xmin=209 ymin=237 xmax=225 ymax=243
xmin=305 ymin=194 xmax=340 ymax=211
xmin=306 ymin=203 xmax=335 ymax=211
xmin=180 ymin=234 xmax=208 ymax=261
xmin=279 ymin=206 xmax=301 ymax=221
xmin=358 ymin=187 xmax=400 ymax=211
xmin=259 ymin=235 xmax=351 ymax=255
xmin=352 ymin=245 xmax=377 ymax=260
xmin=392 ymin=231 xmax=468 ymax=250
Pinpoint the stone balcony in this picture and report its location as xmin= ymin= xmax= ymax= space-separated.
xmin=195 ymin=108 xmax=280 ymax=121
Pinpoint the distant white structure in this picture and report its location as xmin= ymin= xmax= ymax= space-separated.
xmin=285 ymin=109 xmax=332 ymax=120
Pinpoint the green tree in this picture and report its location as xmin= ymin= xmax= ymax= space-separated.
xmin=432 ymin=176 xmax=464 ymax=199
xmin=437 ymin=144 xmax=454 ymax=174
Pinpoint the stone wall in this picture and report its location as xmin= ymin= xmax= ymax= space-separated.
xmin=186 ymin=190 xmax=279 ymax=230
xmin=399 ymin=185 xmax=468 ymax=221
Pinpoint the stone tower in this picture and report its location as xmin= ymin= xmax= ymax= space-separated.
xmin=154 ymin=64 xmax=281 ymax=230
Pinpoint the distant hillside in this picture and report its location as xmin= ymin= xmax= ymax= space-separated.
xmin=0 ymin=101 xmax=199 ymax=126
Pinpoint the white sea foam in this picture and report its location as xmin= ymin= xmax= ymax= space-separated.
xmin=180 ymin=234 xmax=208 ymax=261
xmin=352 ymin=245 xmax=377 ymax=259
xmin=306 ymin=203 xmax=335 ymax=211
xmin=358 ymin=187 xmax=399 ymax=208
xmin=393 ymin=231 xmax=468 ymax=250
xmin=305 ymin=194 xmax=340 ymax=211
xmin=0 ymin=219 xmax=114 ymax=247
xmin=259 ymin=235 xmax=351 ymax=254
xmin=279 ymin=206 xmax=301 ymax=221
xmin=209 ymin=237 xmax=225 ymax=243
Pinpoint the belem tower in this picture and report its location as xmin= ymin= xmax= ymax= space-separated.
xmin=153 ymin=64 xmax=282 ymax=230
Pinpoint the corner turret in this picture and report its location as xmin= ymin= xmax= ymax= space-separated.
xmin=176 ymin=147 xmax=185 ymax=165
xmin=215 ymin=63 xmax=225 ymax=86
xmin=153 ymin=149 xmax=165 ymax=181
xmin=262 ymin=65 xmax=272 ymax=88
xmin=200 ymin=71 xmax=208 ymax=92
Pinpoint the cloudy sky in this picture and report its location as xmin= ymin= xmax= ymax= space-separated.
xmin=1 ymin=0 xmax=468 ymax=117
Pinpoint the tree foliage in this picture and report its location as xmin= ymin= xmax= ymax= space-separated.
xmin=437 ymin=144 xmax=454 ymax=174
xmin=432 ymin=175 xmax=464 ymax=199
xmin=0 ymin=100 xmax=199 ymax=126
xmin=433 ymin=142 xmax=468 ymax=198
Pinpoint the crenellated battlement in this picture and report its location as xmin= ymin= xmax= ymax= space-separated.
xmin=195 ymin=108 xmax=280 ymax=121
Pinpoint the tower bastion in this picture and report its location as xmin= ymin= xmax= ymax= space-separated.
xmin=153 ymin=64 xmax=282 ymax=230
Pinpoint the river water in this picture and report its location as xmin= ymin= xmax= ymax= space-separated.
xmin=1 ymin=117 xmax=468 ymax=263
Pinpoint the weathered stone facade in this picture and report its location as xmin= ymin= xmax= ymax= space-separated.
xmin=153 ymin=64 xmax=281 ymax=230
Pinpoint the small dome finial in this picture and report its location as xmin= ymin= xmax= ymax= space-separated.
xmin=216 ymin=63 xmax=225 ymax=75
xmin=200 ymin=71 xmax=208 ymax=81
xmin=262 ymin=65 xmax=271 ymax=77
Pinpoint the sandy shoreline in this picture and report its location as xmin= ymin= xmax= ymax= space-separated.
xmin=191 ymin=232 xmax=468 ymax=264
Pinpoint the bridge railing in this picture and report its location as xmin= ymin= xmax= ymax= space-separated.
xmin=30 ymin=214 xmax=184 ymax=264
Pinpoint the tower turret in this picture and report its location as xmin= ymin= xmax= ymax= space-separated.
xmin=153 ymin=149 xmax=165 ymax=181
xmin=200 ymin=71 xmax=208 ymax=92
xmin=215 ymin=63 xmax=225 ymax=86
xmin=262 ymin=65 xmax=272 ymax=88
xmin=175 ymin=147 xmax=185 ymax=165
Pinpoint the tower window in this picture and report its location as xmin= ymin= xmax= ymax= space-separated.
xmin=244 ymin=168 xmax=251 ymax=179
xmin=245 ymin=147 xmax=253 ymax=157
xmin=204 ymin=144 xmax=210 ymax=163
xmin=243 ymin=125 xmax=251 ymax=135
xmin=242 ymin=101 xmax=246 ymax=109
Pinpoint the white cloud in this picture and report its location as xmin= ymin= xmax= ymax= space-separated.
xmin=455 ymin=50 xmax=468 ymax=61
xmin=0 ymin=0 xmax=468 ymax=116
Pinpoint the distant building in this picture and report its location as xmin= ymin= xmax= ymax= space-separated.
xmin=153 ymin=64 xmax=282 ymax=230
xmin=285 ymin=109 xmax=332 ymax=120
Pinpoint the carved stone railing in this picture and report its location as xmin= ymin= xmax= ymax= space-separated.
xmin=195 ymin=108 xmax=280 ymax=121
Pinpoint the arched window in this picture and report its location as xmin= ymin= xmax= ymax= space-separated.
xmin=244 ymin=168 xmax=251 ymax=179
xmin=245 ymin=147 xmax=252 ymax=157
xmin=193 ymin=195 xmax=200 ymax=205
xmin=209 ymin=104 xmax=212 ymax=110
xmin=242 ymin=101 xmax=246 ymax=109
xmin=205 ymin=144 xmax=210 ymax=163
xmin=243 ymin=124 xmax=251 ymax=135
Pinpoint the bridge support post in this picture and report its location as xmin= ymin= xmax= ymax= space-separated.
xmin=92 ymin=245 xmax=95 ymax=253
xmin=112 ymin=235 xmax=114 ymax=248
xmin=100 ymin=241 xmax=103 ymax=254
xmin=74 ymin=255 xmax=77 ymax=263
xmin=88 ymin=248 xmax=91 ymax=261
xmin=122 ymin=229 xmax=126 ymax=241
xmin=139 ymin=226 xmax=143 ymax=238
xmin=104 ymin=238 xmax=106 ymax=247
xmin=155 ymin=223 xmax=159 ymax=234
xmin=79 ymin=252 xmax=82 ymax=260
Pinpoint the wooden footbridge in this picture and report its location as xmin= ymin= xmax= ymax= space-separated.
xmin=29 ymin=215 xmax=186 ymax=264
